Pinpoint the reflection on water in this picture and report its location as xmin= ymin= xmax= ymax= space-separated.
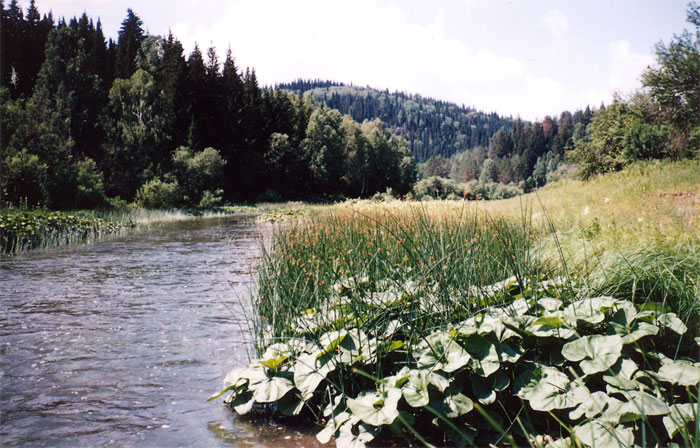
xmin=0 ymin=216 xmax=321 ymax=447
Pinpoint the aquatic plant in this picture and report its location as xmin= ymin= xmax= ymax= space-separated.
xmin=214 ymin=276 xmax=699 ymax=447
xmin=0 ymin=210 xmax=131 ymax=254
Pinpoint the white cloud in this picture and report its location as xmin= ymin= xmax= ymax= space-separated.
xmin=171 ymin=0 xmax=565 ymax=118
xmin=609 ymin=40 xmax=654 ymax=91
xmin=541 ymin=9 xmax=569 ymax=37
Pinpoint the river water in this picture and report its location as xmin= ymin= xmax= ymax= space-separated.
xmin=0 ymin=216 xmax=322 ymax=447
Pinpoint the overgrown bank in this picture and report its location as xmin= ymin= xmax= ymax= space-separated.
xmin=213 ymin=161 xmax=700 ymax=447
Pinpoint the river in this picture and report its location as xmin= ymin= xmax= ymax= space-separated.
xmin=0 ymin=216 xmax=322 ymax=447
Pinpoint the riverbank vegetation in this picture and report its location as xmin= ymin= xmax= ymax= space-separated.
xmin=215 ymin=158 xmax=700 ymax=447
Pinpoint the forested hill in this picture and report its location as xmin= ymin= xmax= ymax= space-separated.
xmin=278 ymin=80 xmax=514 ymax=162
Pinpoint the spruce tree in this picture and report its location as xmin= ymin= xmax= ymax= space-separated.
xmin=115 ymin=8 xmax=144 ymax=79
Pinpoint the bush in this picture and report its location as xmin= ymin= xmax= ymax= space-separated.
xmin=135 ymin=178 xmax=181 ymax=209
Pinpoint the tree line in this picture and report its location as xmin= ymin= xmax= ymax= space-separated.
xmin=0 ymin=2 xmax=416 ymax=209
xmin=279 ymin=81 xmax=514 ymax=162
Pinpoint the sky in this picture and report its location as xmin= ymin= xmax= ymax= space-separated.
xmin=17 ymin=0 xmax=691 ymax=121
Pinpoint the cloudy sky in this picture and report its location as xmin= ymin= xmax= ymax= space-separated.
xmin=18 ymin=0 xmax=690 ymax=120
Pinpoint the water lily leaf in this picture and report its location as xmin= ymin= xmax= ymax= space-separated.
xmin=663 ymin=403 xmax=697 ymax=438
xmin=417 ymin=332 xmax=470 ymax=373
xmin=657 ymin=359 xmax=700 ymax=386
xmin=471 ymin=375 xmax=496 ymax=405
xmin=609 ymin=320 xmax=658 ymax=344
xmin=383 ymin=320 xmax=402 ymax=339
xmin=337 ymin=329 xmax=376 ymax=364
xmin=317 ymin=411 xmax=352 ymax=444
xmin=519 ymin=367 xmax=589 ymax=411
xmin=620 ymin=390 xmax=669 ymax=417
xmin=561 ymin=335 xmax=623 ymax=375
xmin=319 ymin=330 xmax=348 ymax=356
xmin=532 ymin=316 xmax=565 ymax=328
xmin=603 ymin=359 xmax=640 ymax=390
xmin=563 ymin=297 xmax=623 ymax=325
xmin=278 ymin=390 xmax=305 ymax=416
xmin=537 ymin=297 xmax=563 ymax=312
xmin=259 ymin=355 xmax=289 ymax=370
xmin=428 ymin=371 xmax=451 ymax=393
xmin=402 ymin=369 xmax=430 ymax=407
xmin=347 ymin=388 xmax=402 ymax=426
xmin=528 ymin=314 xmax=576 ymax=338
xmin=335 ymin=418 xmax=380 ymax=448
xmin=573 ymin=419 xmax=634 ymax=448
xmin=382 ymin=366 xmax=411 ymax=389
xmin=492 ymin=372 xmax=510 ymax=391
xmin=442 ymin=391 xmax=474 ymax=418
xmin=569 ymin=391 xmax=608 ymax=420
xmin=463 ymin=334 xmax=500 ymax=377
xmin=294 ymin=352 xmax=336 ymax=400
xmin=252 ymin=375 xmax=295 ymax=403
xmin=496 ymin=342 xmax=523 ymax=364
xmin=657 ymin=313 xmax=687 ymax=335
xmin=230 ymin=389 xmax=255 ymax=415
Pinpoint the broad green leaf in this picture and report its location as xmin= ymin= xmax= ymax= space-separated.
xmin=442 ymin=391 xmax=474 ymax=418
xmin=230 ymin=389 xmax=255 ymax=415
xmin=278 ymin=390 xmax=305 ymax=416
xmin=563 ymin=297 xmax=624 ymax=325
xmin=663 ymin=403 xmax=697 ymax=438
xmin=657 ymin=359 xmax=700 ymax=386
xmin=317 ymin=411 xmax=352 ymax=444
xmin=383 ymin=340 xmax=404 ymax=353
xmin=252 ymin=375 xmax=295 ymax=403
xmin=428 ymin=371 xmax=451 ymax=393
xmin=561 ymin=335 xmax=623 ymax=375
xmin=573 ymin=419 xmax=634 ymax=448
xmin=521 ymin=368 xmax=589 ymax=412
xmin=347 ymin=388 xmax=402 ymax=426
xmin=382 ymin=366 xmax=411 ymax=389
xmin=620 ymin=390 xmax=669 ymax=417
xmin=537 ymin=296 xmax=563 ymax=312
xmin=657 ymin=312 xmax=687 ymax=335
xmin=402 ymin=369 xmax=430 ymax=407
xmin=569 ymin=391 xmax=608 ymax=420
xmin=492 ymin=372 xmax=510 ymax=391
xmin=532 ymin=316 xmax=565 ymax=328
xmin=417 ymin=332 xmax=470 ymax=373
xmin=335 ymin=419 xmax=380 ymax=448
xmin=471 ymin=375 xmax=496 ymax=405
xmin=609 ymin=320 xmax=659 ymax=344
xmin=319 ymin=329 xmax=348 ymax=356
xmin=528 ymin=313 xmax=576 ymax=338
xmin=259 ymin=355 xmax=289 ymax=370
xmin=294 ymin=352 xmax=336 ymax=400
xmin=602 ymin=359 xmax=641 ymax=391
xmin=337 ymin=329 xmax=376 ymax=364
xmin=462 ymin=334 xmax=500 ymax=377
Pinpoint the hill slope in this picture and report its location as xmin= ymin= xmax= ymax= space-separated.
xmin=278 ymin=80 xmax=515 ymax=162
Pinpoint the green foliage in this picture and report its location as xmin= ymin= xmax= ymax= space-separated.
xmin=642 ymin=2 xmax=700 ymax=156
xmin=135 ymin=178 xmax=180 ymax=209
xmin=216 ymin=276 xmax=699 ymax=447
xmin=0 ymin=209 xmax=129 ymax=254
xmin=3 ymin=148 xmax=47 ymax=206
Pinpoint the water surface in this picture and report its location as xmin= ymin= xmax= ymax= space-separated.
xmin=0 ymin=216 xmax=321 ymax=447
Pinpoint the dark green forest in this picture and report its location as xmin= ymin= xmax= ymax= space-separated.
xmin=1 ymin=0 xmax=698 ymax=209
xmin=0 ymin=1 xmax=415 ymax=209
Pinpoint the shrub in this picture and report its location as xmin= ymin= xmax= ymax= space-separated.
xmin=135 ymin=178 xmax=181 ymax=209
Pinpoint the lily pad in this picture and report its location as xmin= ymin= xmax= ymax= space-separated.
xmin=402 ymin=369 xmax=430 ymax=407
xmin=416 ymin=332 xmax=470 ymax=373
xmin=573 ymin=419 xmax=634 ymax=448
xmin=657 ymin=358 xmax=700 ymax=386
xmin=561 ymin=334 xmax=623 ymax=375
xmin=347 ymin=388 xmax=402 ymax=426
xmin=663 ymin=403 xmax=697 ymax=438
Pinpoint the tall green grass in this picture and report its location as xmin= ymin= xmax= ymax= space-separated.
xmin=254 ymin=204 xmax=560 ymax=351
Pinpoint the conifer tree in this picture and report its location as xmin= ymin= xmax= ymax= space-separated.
xmin=115 ymin=8 xmax=144 ymax=79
